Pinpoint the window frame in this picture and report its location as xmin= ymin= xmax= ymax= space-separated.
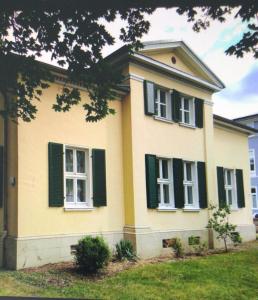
xmin=154 ymin=86 xmax=171 ymax=121
xmin=224 ymin=169 xmax=238 ymax=209
xmin=157 ymin=157 xmax=175 ymax=209
xmin=249 ymin=149 xmax=256 ymax=177
xmin=64 ymin=145 xmax=92 ymax=209
xmin=251 ymin=186 xmax=258 ymax=209
xmin=180 ymin=95 xmax=195 ymax=126
xmin=183 ymin=161 xmax=199 ymax=209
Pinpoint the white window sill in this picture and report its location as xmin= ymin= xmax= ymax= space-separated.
xmin=183 ymin=207 xmax=200 ymax=212
xmin=154 ymin=116 xmax=174 ymax=124
xmin=64 ymin=207 xmax=95 ymax=211
xmin=230 ymin=207 xmax=239 ymax=212
xmin=179 ymin=122 xmax=196 ymax=129
xmin=157 ymin=207 xmax=177 ymax=212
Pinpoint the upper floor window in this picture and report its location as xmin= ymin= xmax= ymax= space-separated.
xmin=154 ymin=87 xmax=171 ymax=120
xmin=251 ymin=187 xmax=257 ymax=209
xmin=157 ymin=158 xmax=174 ymax=208
xmin=180 ymin=96 xmax=195 ymax=126
xmin=249 ymin=149 xmax=256 ymax=176
xmin=224 ymin=169 xmax=237 ymax=208
xmin=183 ymin=161 xmax=198 ymax=208
xmin=65 ymin=147 xmax=90 ymax=208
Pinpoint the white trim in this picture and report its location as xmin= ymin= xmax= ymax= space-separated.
xmin=154 ymin=116 xmax=174 ymax=124
xmin=157 ymin=208 xmax=177 ymax=212
xmin=183 ymin=208 xmax=201 ymax=212
xmin=179 ymin=122 xmax=196 ymax=129
xmin=127 ymin=73 xmax=145 ymax=82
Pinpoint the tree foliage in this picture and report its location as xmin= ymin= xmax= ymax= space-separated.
xmin=0 ymin=1 xmax=257 ymax=122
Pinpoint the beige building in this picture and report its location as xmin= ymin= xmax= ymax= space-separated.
xmin=0 ymin=40 xmax=256 ymax=269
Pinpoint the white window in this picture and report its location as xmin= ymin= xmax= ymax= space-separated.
xmin=251 ymin=187 xmax=257 ymax=208
xmin=154 ymin=88 xmax=171 ymax=120
xmin=224 ymin=169 xmax=237 ymax=208
xmin=157 ymin=158 xmax=174 ymax=208
xmin=64 ymin=147 xmax=91 ymax=208
xmin=183 ymin=161 xmax=199 ymax=208
xmin=180 ymin=96 xmax=195 ymax=126
xmin=249 ymin=149 xmax=256 ymax=176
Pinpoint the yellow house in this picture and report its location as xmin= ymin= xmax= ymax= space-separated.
xmin=0 ymin=40 xmax=256 ymax=269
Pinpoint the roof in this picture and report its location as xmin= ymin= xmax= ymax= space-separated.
xmin=214 ymin=114 xmax=258 ymax=135
xmin=233 ymin=113 xmax=258 ymax=122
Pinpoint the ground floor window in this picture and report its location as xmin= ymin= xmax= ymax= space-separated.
xmin=224 ymin=169 xmax=237 ymax=208
xmin=251 ymin=187 xmax=257 ymax=208
xmin=183 ymin=161 xmax=198 ymax=208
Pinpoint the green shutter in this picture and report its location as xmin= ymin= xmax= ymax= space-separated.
xmin=48 ymin=142 xmax=64 ymax=207
xmin=145 ymin=154 xmax=158 ymax=208
xmin=236 ymin=169 xmax=245 ymax=208
xmin=172 ymin=90 xmax=181 ymax=122
xmin=0 ymin=145 xmax=3 ymax=208
xmin=195 ymin=98 xmax=204 ymax=128
xmin=144 ymin=80 xmax=155 ymax=115
xmin=92 ymin=149 xmax=107 ymax=207
xmin=217 ymin=166 xmax=226 ymax=208
xmin=173 ymin=158 xmax=184 ymax=208
xmin=197 ymin=161 xmax=207 ymax=208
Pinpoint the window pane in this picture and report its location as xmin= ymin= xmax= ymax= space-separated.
xmin=252 ymin=194 xmax=257 ymax=208
xmin=162 ymin=160 xmax=168 ymax=179
xmin=65 ymin=149 xmax=73 ymax=172
xmin=227 ymin=190 xmax=233 ymax=205
xmin=227 ymin=171 xmax=232 ymax=185
xmin=157 ymin=184 xmax=161 ymax=203
xmin=186 ymin=163 xmax=192 ymax=181
xmin=77 ymin=179 xmax=86 ymax=202
xmin=160 ymin=104 xmax=166 ymax=118
xmin=77 ymin=150 xmax=85 ymax=173
xmin=163 ymin=184 xmax=170 ymax=204
xmin=160 ymin=90 xmax=166 ymax=104
xmin=184 ymin=98 xmax=189 ymax=110
xmin=187 ymin=186 xmax=193 ymax=204
xmin=155 ymin=88 xmax=158 ymax=100
xmin=184 ymin=111 xmax=190 ymax=124
xmin=66 ymin=179 xmax=74 ymax=202
xmin=155 ymin=102 xmax=158 ymax=115
xmin=250 ymin=158 xmax=254 ymax=171
xmin=251 ymin=187 xmax=256 ymax=194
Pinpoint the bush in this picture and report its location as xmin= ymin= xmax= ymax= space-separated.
xmin=115 ymin=240 xmax=137 ymax=261
xmin=74 ymin=236 xmax=110 ymax=274
xmin=172 ymin=238 xmax=184 ymax=258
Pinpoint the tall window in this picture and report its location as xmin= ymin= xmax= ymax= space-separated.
xmin=249 ymin=149 xmax=256 ymax=176
xmin=157 ymin=158 xmax=174 ymax=208
xmin=65 ymin=147 xmax=90 ymax=208
xmin=180 ymin=96 xmax=195 ymax=126
xmin=251 ymin=187 xmax=257 ymax=208
xmin=183 ymin=161 xmax=198 ymax=208
xmin=224 ymin=169 xmax=237 ymax=208
xmin=154 ymin=88 xmax=171 ymax=120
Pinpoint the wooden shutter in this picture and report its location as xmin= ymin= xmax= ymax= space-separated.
xmin=172 ymin=90 xmax=181 ymax=122
xmin=144 ymin=81 xmax=155 ymax=115
xmin=145 ymin=154 xmax=158 ymax=208
xmin=197 ymin=161 xmax=207 ymax=208
xmin=236 ymin=169 xmax=245 ymax=208
xmin=92 ymin=149 xmax=107 ymax=207
xmin=195 ymin=98 xmax=204 ymax=128
xmin=0 ymin=145 xmax=3 ymax=208
xmin=48 ymin=142 xmax=64 ymax=207
xmin=217 ymin=166 xmax=226 ymax=208
xmin=173 ymin=158 xmax=184 ymax=208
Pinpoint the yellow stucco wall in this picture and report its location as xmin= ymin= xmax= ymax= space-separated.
xmin=214 ymin=125 xmax=253 ymax=225
xmin=16 ymin=83 xmax=125 ymax=237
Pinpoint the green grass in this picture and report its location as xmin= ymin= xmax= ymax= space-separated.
xmin=0 ymin=242 xmax=258 ymax=299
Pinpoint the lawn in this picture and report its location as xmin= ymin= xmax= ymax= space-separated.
xmin=0 ymin=242 xmax=258 ymax=300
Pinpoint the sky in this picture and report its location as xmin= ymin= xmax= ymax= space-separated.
xmin=102 ymin=8 xmax=257 ymax=120
xmin=41 ymin=8 xmax=258 ymax=119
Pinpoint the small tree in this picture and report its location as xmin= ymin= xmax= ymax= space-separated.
xmin=207 ymin=205 xmax=242 ymax=252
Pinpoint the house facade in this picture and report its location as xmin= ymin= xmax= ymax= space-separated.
xmin=0 ymin=40 xmax=256 ymax=270
xmin=234 ymin=114 xmax=258 ymax=217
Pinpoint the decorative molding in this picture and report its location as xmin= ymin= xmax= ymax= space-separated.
xmin=124 ymin=73 xmax=144 ymax=83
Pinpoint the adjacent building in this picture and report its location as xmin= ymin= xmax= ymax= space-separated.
xmin=0 ymin=40 xmax=256 ymax=269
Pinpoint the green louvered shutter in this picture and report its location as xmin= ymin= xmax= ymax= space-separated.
xmin=173 ymin=158 xmax=184 ymax=208
xmin=217 ymin=166 xmax=226 ymax=208
xmin=236 ymin=169 xmax=245 ymax=208
xmin=145 ymin=154 xmax=158 ymax=208
xmin=48 ymin=142 xmax=64 ymax=207
xmin=144 ymin=81 xmax=155 ymax=115
xmin=0 ymin=145 xmax=3 ymax=208
xmin=197 ymin=161 xmax=207 ymax=208
xmin=172 ymin=90 xmax=181 ymax=122
xmin=92 ymin=149 xmax=107 ymax=207
xmin=195 ymin=98 xmax=204 ymax=128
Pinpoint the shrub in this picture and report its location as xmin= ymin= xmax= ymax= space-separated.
xmin=193 ymin=241 xmax=208 ymax=256
xmin=115 ymin=240 xmax=137 ymax=261
xmin=74 ymin=236 xmax=110 ymax=274
xmin=207 ymin=205 xmax=242 ymax=252
xmin=172 ymin=238 xmax=184 ymax=258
